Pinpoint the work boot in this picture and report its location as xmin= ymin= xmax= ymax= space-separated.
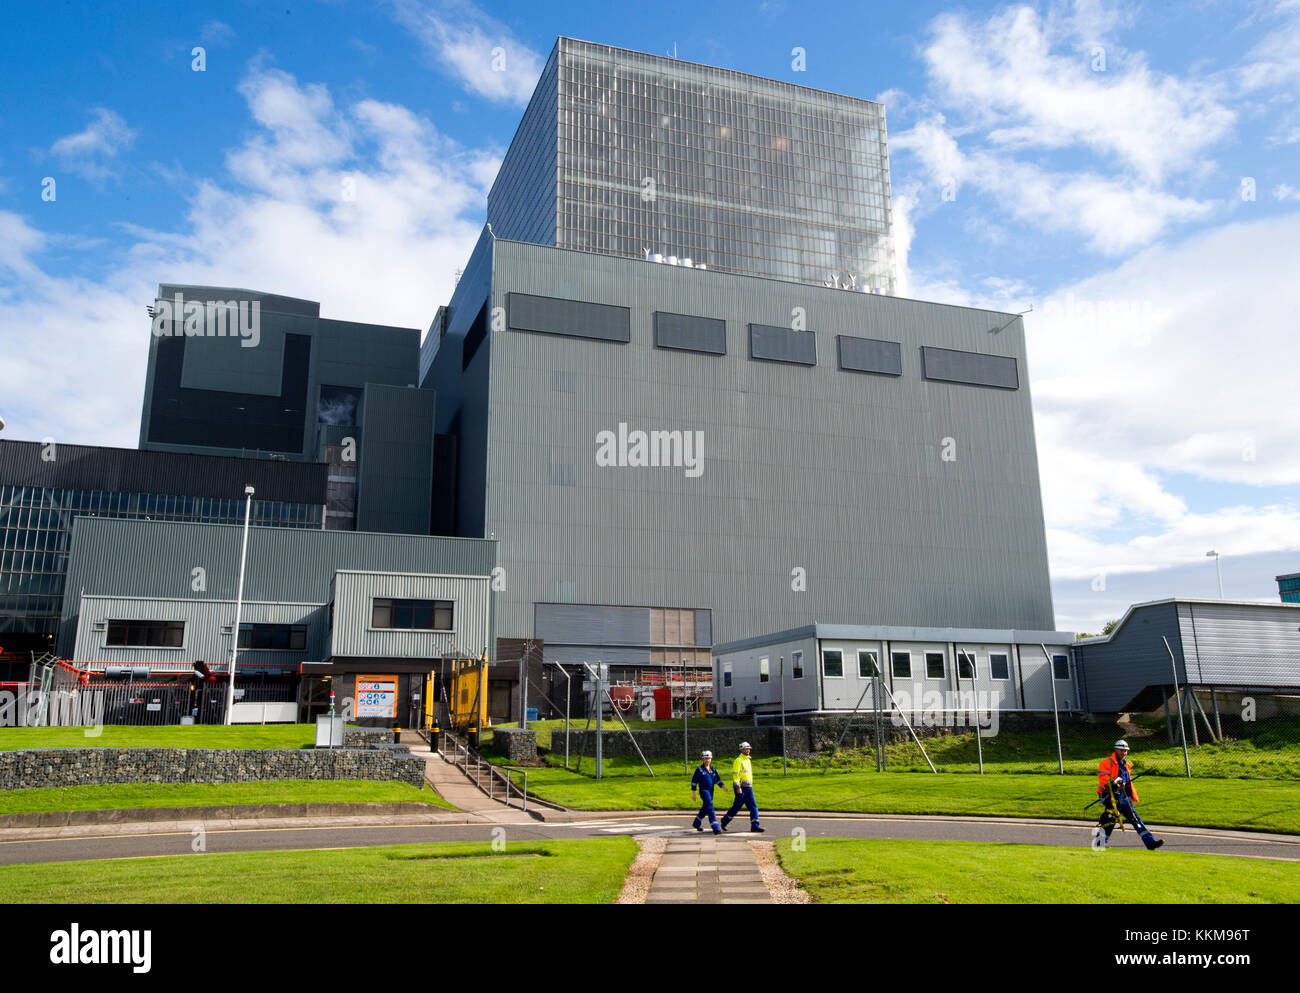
xmin=1146 ymin=837 xmax=1164 ymax=850
xmin=751 ymin=825 xmax=765 ymax=833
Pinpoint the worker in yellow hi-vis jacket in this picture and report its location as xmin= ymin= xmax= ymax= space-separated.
xmin=719 ymin=741 xmax=764 ymax=832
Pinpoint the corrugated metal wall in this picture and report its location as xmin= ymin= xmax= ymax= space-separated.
xmin=330 ymin=571 xmax=491 ymax=659
xmin=1179 ymin=601 xmax=1300 ymax=686
xmin=60 ymin=517 xmax=497 ymax=657
xmin=481 ymin=240 xmax=1056 ymax=645
xmin=72 ymin=595 xmax=324 ymax=666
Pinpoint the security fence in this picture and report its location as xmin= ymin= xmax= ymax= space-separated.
xmin=804 ymin=688 xmax=1300 ymax=781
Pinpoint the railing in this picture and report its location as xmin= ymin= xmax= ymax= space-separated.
xmin=437 ymin=731 xmax=528 ymax=812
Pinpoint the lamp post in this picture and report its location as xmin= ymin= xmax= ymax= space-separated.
xmin=225 ymin=485 xmax=255 ymax=725
xmin=1206 ymin=550 xmax=1224 ymax=599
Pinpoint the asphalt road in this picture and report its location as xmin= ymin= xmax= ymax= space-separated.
xmin=2 ymin=813 xmax=1298 ymax=866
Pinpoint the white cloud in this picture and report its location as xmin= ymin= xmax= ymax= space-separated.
xmin=200 ymin=21 xmax=235 ymax=46
xmin=49 ymin=108 xmax=138 ymax=179
xmin=892 ymin=117 xmax=1213 ymax=254
xmin=919 ymin=4 xmax=1234 ymax=184
xmin=1028 ymin=210 xmax=1300 ymax=579
xmin=388 ymin=0 xmax=544 ymax=105
xmin=0 ymin=68 xmax=498 ymax=449
xmin=1274 ymin=183 xmax=1300 ymax=200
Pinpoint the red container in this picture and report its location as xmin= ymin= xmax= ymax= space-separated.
xmin=653 ymin=687 xmax=672 ymax=720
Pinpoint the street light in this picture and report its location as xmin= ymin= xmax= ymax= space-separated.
xmin=225 ymin=484 xmax=255 ymax=725
xmin=1206 ymin=550 xmax=1224 ymax=599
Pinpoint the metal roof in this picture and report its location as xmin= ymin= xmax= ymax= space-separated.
xmin=1072 ymin=597 xmax=1300 ymax=646
xmin=714 ymin=622 xmax=1076 ymax=656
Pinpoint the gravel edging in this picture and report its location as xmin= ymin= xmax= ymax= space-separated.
xmin=749 ymin=840 xmax=811 ymax=904
xmin=615 ymin=836 xmax=667 ymax=904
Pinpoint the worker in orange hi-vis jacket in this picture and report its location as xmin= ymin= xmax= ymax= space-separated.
xmin=1093 ymin=739 xmax=1163 ymax=850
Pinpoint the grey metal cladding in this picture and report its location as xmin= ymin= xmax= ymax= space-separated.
xmin=749 ymin=323 xmax=817 ymax=365
xmin=653 ymin=312 xmax=727 ymax=354
xmin=507 ymin=292 xmax=631 ymax=343
xmin=536 ymin=603 xmax=650 ymax=646
xmin=837 ymin=335 xmax=902 ymax=376
xmin=922 ymin=346 xmax=1019 ymax=389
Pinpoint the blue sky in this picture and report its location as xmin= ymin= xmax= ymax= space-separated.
xmin=1 ymin=0 xmax=1297 ymax=633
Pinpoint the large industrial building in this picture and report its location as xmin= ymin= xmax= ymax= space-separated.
xmin=0 ymin=439 xmax=326 ymax=677
xmin=139 ymin=284 xmax=438 ymax=535
xmin=422 ymin=39 xmax=1056 ymax=675
xmin=4 ymin=37 xmax=1071 ymax=721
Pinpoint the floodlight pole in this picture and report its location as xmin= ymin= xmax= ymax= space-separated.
xmin=780 ymin=655 xmax=787 ymax=776
xmin=224 ymin=485 xmax=254 ymax=725
xmin=1041 ymin=644 xmax=1064 ymax=774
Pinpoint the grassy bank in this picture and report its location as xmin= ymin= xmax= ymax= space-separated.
xmin=776 ymin=838 xmax=1300 ymax=903
xmin=0 ymin=838 xmax=637 ymax=903
xmin=0 ymin=779 xmax=452 ymax=814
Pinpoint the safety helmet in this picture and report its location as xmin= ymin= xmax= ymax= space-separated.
xmin=1113 ymin=739 xmax=1130 ymax=751
xmin=701 ymin=750 xmax=712 ymax=758
xmin=739 ymin=741 xmax=752 ymax=750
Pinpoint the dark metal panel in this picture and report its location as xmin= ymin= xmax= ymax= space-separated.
xmin=507 ymin=293 xmax=631 ymax=343
xmin=653 ymin=312 xmax=727 ymax=355
xmin=355 ymin=384 xmax=437 ymax=535
xmin=0 ymin=440 xmax=327 ymax=505
xmin=749 ymin=323 xmax=817 ymax=365
xmin=837 ymin=335 xmax=902 ymax=376
xmin=921 ymin=346 xmax=1019 ymax=389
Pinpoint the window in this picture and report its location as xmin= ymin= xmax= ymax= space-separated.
xmin=957 ymin=651 xmax=976 ymax=680
xmin=723 ymin=664 xmax=732 ymax=688
xmin=1053 ymin=655 xmax=1070 ymax=680
xmin=106 ymin=619 xmax=184 ymax=648
xmin=990 ymin=653 xmax=1010 ymax=680
xmin=926 ymin=652 xmax=945 ymax=679
xmin=892 ymin=651 xmax=911 ymax=678
xmin=822 ymin=650 xmax=843 ymax=678
xmin=371 ymin=598 xmax=454 ymax=631
xmin=759 ymin=657 xmax=770 ymax=683
xmin=791 ymin=650 xmax=803 ymax=679
xmin=858 ymin=650 xmax=879 ymax=677
xmin=238 ymin=623 xmax=307 ymax=651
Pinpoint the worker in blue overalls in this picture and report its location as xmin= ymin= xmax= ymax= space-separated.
xmin=720 ymin=741 xmax=764 ymax=832
xmin=690 ymin=749 xmax=723 ymax=833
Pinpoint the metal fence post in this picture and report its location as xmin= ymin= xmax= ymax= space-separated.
xmin=1041 ymin=644 xmax=1064 ymax=775
xmin=1163 ymin=636 xmax=1192 ymax=778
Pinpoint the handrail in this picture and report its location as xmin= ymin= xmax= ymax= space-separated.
xmin=437 ymin=731 xmax=528 ymax=812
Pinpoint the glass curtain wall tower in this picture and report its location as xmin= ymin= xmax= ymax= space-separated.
xmin=487 ymin=37 xmax=896 ymax=293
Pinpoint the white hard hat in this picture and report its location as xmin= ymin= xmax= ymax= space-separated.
xmin=1114 ymin=739 xmax=1130 ymax=751
xmin=701 ymin=750 xmax=712 ymax=758
xmin=739 ymin=741 xmax=751 ymax=750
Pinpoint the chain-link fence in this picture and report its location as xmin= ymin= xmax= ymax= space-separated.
xmin=810 ymin=689 xmax=1300 ymax=780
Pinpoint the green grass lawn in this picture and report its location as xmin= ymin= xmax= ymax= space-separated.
xmin=0 ymin=837 xmax=636 ymax=903
xmin=776 ymin=838 xmax=1300 ymax=903
xmin=502 ymin=758 xmax=1300 ymax=834
xmin=0 ymin=724 xmax=316 ymax=750
xmin=0 ymin=779 xmax=454 ymax=814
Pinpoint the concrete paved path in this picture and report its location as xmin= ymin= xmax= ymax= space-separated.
xmin=408 ymin=737 xmax=526 ymax=822
xmin=646 ymin=833 xmax=773 ymax=904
